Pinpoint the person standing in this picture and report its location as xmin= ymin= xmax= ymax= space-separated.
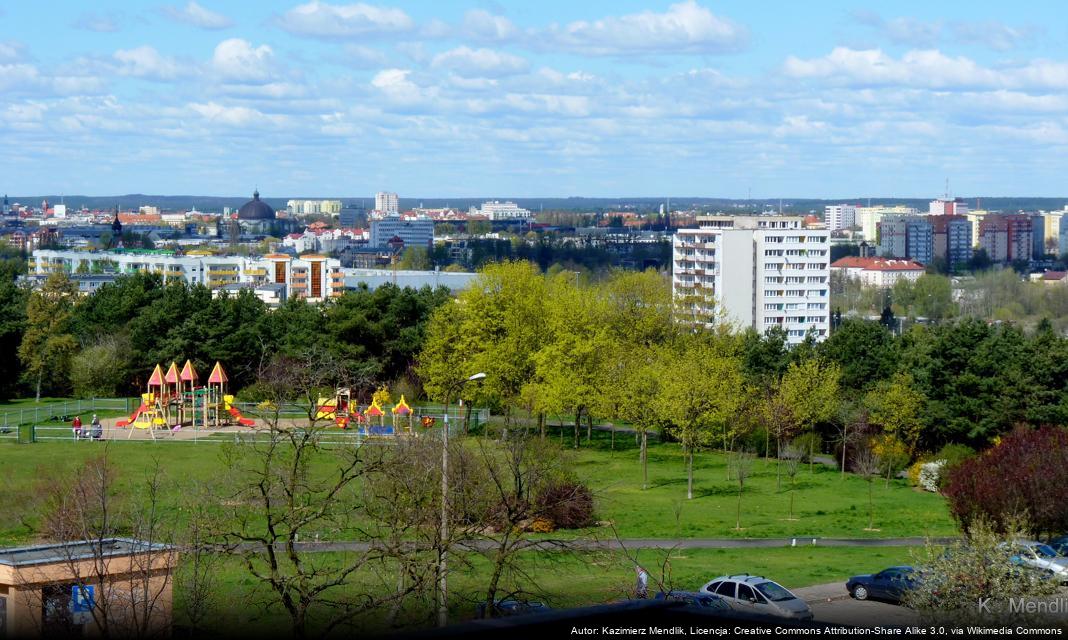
xmin=90 ymin=414 xmax=102 ymax=440
xmin=72 ymin=415 xmax=83 ymax=440
xmin=635 ymin=565 xmax=649 ymax=599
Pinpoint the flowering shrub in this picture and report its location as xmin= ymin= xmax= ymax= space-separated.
xmin=907 ymin=459 xmax=928 ymax=486
xmin=918 ymin=460 xmax=945 ymax=492
xmin=530 ymin=517 xmax=555 ymax=533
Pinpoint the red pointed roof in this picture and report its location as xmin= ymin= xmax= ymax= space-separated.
xmin=180 ymin=359 xmax=199 ymax=382
xmin=391 ymin=394 xmax=411 ymax=415
xmin=147 ymin=364 xmax=164 ymax=387
xmin=164 ymin=362 xmax=180 ymax=384
xmin=207 ymin=361 xmax=228 ymax=384
xmin=365 ymin=399 xmax=384 ymax=417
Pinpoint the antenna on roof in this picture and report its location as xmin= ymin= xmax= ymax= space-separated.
xmin=944 ymin=177 xmax=950 ymax=200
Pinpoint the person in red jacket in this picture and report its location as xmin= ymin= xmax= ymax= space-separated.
xmin=72 ymin=415 xmax=83 ymax=440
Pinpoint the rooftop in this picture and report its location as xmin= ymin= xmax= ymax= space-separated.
xmin=0 ymin=538 xmax=173 ymax=568
xmin=830 ymin=256 xmax=926 ymax=272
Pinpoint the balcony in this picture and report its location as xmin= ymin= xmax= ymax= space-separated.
xmin=244 ymin=268 xmax=267 ymax=276
xmin=208 ymin=269 xmax=238 ymax=276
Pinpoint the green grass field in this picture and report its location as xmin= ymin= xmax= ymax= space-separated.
xmin=0 ymin=425 xmax=955 ymax=545
xmin=175 ymin=546 xmax=923 ymax=634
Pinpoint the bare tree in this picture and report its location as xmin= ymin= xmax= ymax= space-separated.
xmin=212 ymin=350 xmax=418 ymax=639
xmin=175 ymin=484 xmax=220 ymax=638
xmin=781 ymin=443 xmax=803 ymax=521
xmin=730 ymin=449 xmax=755 ymax=531
xmin=19 ymin=447 xmax=176 ymax=639
xmin=854 ymin=448 xmax=881 ymax=531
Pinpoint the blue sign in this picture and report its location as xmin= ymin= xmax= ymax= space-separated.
xmin=71 ymin=585 xmax=94 ymax=613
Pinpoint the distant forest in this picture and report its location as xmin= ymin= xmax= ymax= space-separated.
xmin=7 ymin=194 xmax=1068 ymax=214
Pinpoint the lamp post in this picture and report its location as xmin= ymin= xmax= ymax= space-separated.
xmin=438 ymin=371 xmax=486 ymax=628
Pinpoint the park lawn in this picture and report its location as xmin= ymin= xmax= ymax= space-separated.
xmin=174 ymin=546 xmax=921 ymax=635
xmin=0 ymin=428 xmax=956 ymax=545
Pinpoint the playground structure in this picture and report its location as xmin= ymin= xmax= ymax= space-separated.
xmin=315 ymin=389 xmax=416 ymax=436
xmin=116 ymin=360 xmax=255 ymax=436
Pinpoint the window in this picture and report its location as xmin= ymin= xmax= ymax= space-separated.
xmin=738 ymin=584 xmax=757 ymax=601
xmin=715 ymin=581 xmax=736 ymax=598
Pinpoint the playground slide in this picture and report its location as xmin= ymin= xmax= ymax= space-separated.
xmin=228 ymin=405 xmax=256 ymax=427
xmin=116 ymin=403 xmax=149 ymax=428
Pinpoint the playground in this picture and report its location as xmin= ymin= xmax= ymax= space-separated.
xmin=1 ymin=360 xmax=480 ymax=444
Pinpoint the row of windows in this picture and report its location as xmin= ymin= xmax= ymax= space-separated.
xmin=764 ymin=316 xmax=828 ymax=325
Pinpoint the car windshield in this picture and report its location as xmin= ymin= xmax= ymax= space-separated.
xmin=699 ymin=597 xmax=729 ymax=610
xmin=754 ymin=581 xmax=795 ymax=602
xmin=1034 ymin=545 xmax=1059 ymax=558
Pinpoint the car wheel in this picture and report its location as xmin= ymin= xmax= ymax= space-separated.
xmin=852 ymin=586 xmax=869 ymax=601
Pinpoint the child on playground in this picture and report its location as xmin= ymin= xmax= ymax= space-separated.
xmin=72 ymin=415 xmax=83 ymax=440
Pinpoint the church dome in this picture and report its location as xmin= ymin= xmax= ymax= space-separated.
xmin=238 ymin=190 xmax=275 ymax=220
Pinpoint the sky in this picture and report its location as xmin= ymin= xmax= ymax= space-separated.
xmin=2 ymin=0 xmax=1068 ymax=198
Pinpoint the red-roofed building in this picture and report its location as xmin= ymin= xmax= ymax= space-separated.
xmin=830 ymin=256 xmax=925 ymax=288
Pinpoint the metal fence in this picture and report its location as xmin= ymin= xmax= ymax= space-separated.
xmin=3 ymin=400 xmax=490 ymax=448
xmin=0 ymin=398 xmax=135 ymax=429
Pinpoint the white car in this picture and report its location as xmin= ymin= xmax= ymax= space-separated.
xmin=1008 ymin=540 xmax=1068 ymax=582
xmin=700 ymin=574 xmax=813 ymax=620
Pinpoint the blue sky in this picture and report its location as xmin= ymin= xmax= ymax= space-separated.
xmin=2 ymin=1 xmax=1068 ymax=198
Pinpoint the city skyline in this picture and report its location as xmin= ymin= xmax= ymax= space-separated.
xmin=2 ymin=1 xmax=1068 ymax=197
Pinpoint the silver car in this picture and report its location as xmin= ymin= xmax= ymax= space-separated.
xmin=1008 ymin=540 xmax=1068 ymax=582
xmin=700 ymin=574 xmax=813 ymax=620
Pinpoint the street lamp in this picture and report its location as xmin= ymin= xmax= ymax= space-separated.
xmin=438 ymin=371 xmax=486 ymax=628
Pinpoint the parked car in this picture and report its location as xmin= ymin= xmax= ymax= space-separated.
xmin=653 ymin=591 xmax=730 ymax=611
xmin=846 ymin=566 xmax=919 ymax=604
xmin=1049 ymin=536 xmax=1068 ymax=557
xmin=699 ymin=574 xmax=813 ymax=620
xmin=474 ymin=599 xmax=549 ymax=619
xmin=1005 ymin=540 xmax=1068 ymax=583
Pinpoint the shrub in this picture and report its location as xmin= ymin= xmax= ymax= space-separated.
xmin=918 ymin=460 xmax=945 ymax=493
xmin=935 ymin=443 xmax=975 ymax=468
xmin=907 ymin=459 xmax=928 ymax=487
xmin=536 ymin=479 xmax=595 ymax=529
xmin=530 ymin=517 xmax=555 ymax=533
xmin=942 ymin=425 xmax=1068 ymax=538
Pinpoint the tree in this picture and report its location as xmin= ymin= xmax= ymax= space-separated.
xmin=70 ymin=336 xmax=131 ymax=398
xmin=730 ymin=449 xmax=755 ymax=530
xmin=656 ymin=335 xmax=745 ymax=500
xmin=871 ymin=434 xmax=909 ymax=487
xmin=781 ymin=443 xmax=802 ymax=520
xmin=398 ymin=246 xmax=431 ymax=271
xmin=600 ymin=344 xmax=668 ymax=489
xmin=771 ymin=358 xmax=840 ymax=488
xmin=213 ymin=351 xmax=413 ymax=639
xmin=18 ymin=271 xmax=79 ymax=400
xmin=912 ymin=274 xmax=956 ymax=319
xmin=864 ymin=372 xmax=926 ymax=454
xmin=854 ymin=448 xmax=880 ymax=531
xmin=0 ymin=268 xmax=28 ymax=400
xmin=942 ymin=425 xmax=1068 ymax=539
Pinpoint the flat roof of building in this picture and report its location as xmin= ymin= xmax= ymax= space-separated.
xmin=0 ymin=538 xmax=173 ymax=568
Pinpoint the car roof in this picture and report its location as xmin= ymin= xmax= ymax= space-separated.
xmin=708 ymin=574 xmax=772 ymax=585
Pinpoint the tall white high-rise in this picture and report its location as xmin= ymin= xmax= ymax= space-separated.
xmin=375 ymin=191 xmax=399 ymax=215
xmin=824 ymin=205 xmax=856 ymax=231
xmin=672 ymin=216 xmax=831 ymax=344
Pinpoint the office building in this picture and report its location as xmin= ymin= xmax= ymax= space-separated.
xmin=29 ymin=249 xmax=343 ymax=304
xmin=979 ymin=215 xmax=1033 ymax=263
xmin=856 ymin=205 xmax=918 ymax=242
xmin=375 ymin=192 xmax=399 ymax=215
xmin=338 ymin=208 xmax=364 ymax=229
xmin=369 ymin=214 xmax=434 ymax=249
xmin=672 ymin=216 xmax=830 ymax=344
xmin=929 ymin=215 xmax=972 ymax=271
xmin=1043 ymin=211 xmax=1063 ymax=255
xmin=877 ymin=216 xmax=933 ymax=265
xmin=830 ymin=256 xmax=925 ymax=288
xmin=472 ymin=201 xmax=532 ymax=221
xmin=824 ymin=205 xmax=856 ymax=231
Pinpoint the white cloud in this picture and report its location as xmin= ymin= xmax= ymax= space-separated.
xmin=212 ymin=39 xmax=274 ymax=83
xmin=853 ymin=11 xmax=1037 ymax=52
xmin=370 ymin=68 xmax=422 ymax=102
xmin=463 ymin=10 xmax=518 ymax=41
xmin=543 ymin=0 xmax=747 ymax=56
xmin=188 ymin=102 xmax=284 ymax=127
xmin=276 ymin=1 xmax=412 ymax=38
xmin=953 ymin=21 xmax=1036 ymax=52
xmin=342 ymin=44 xmax=387 ymax=68
xmin=161 ymin=2 xmax=234 ymax=30
xmin=0 ymin=41 xmax=24 ymax=63
xmin=113 ymin=46 xmax=186 ymax=81
xmin=431 ymin=46 xmax=527 ymax=78
xmin=783 ymin=48 xmax=1003 ymax=89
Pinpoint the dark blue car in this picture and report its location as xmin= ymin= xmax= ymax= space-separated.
xmin=1050 ymin=536 xmax=1068 ymax=557
xmin=846 ymin=566 xmax=918 ymax=604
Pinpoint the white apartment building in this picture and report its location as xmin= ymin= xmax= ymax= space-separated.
xmin=30 ymin=249 xmax=344 ymax=304
xmin=375 ymin=192 xmax=400 ymax=215
xmin=829 ymin=256 xmax=925 ymax=288
xmin=929 ymin=198 xmax=969 ymax=217
xmin=472 ymin=201 xmax=532 ymax=221
xmin=672 ymin=216 xmax=830 ymax=344
xmin=824 ymin=205 xmax=856 ymax=231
